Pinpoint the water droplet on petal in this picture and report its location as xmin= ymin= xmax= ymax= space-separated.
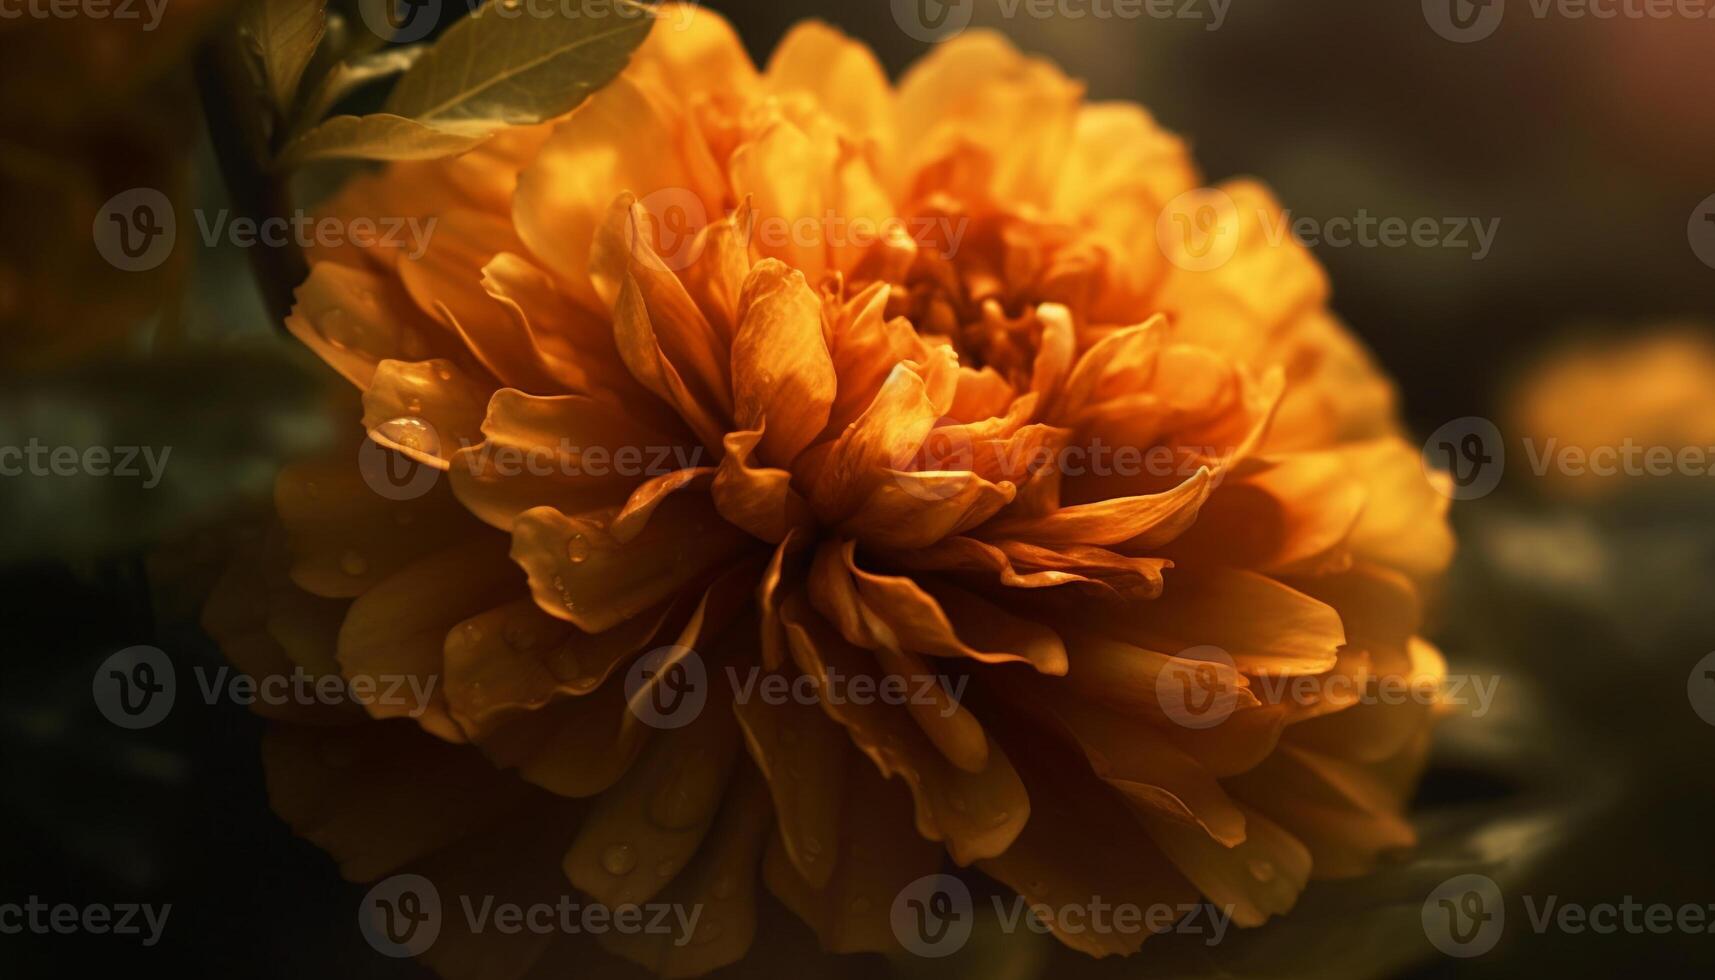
xmin=376 ymin=417 xmax=441 ymax=459
xmin=339 ymin=551 xmax=368 ymax=576
xmin=503 ymin=619 xmax=542 ymax=653
xmin=1248 ymin=859 xmax=1277 ymax=882
xmin=566 ymin=533 xmax=590 ymax=564
xmin=601 ymin=843 xmax=636 ymax=876
xmin=318 ymin=309 xmax=351 ymax=350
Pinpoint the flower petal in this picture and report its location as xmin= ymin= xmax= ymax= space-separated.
xmin=510 ymin=492 xmax=750 ymax=632
xmin=336 ymin=536 xmax=522 ymax=741
xmin=730 ymin=259 xmax=836 ymax=466
xmin=781 ymin=596 xmax=1029 ymax=864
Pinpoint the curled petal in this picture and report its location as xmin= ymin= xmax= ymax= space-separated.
xmin=510 ymin=493 xmax=750 ymax=632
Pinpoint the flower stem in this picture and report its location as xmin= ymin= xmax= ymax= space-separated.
xmin=193 ymin=34 xmax=306 ymax=331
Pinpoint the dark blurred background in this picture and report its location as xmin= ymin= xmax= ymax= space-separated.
xmin=2 ymin=0 xmax=1713 ymax=977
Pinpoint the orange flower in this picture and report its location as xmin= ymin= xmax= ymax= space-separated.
xmin=1509 ymin=327 xmax=1715 ymax=498
xmin=207 ymin=8 xmax=1454 ymax=975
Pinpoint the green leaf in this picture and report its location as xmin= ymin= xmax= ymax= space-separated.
xmin=269 ymin=0 xmax=654 ymax=169
xmin=274 ymin=113 xmax=495 ymax=168
xmin=295 ymin=45 xmax=429 ymax=133
xmin=383 ymin=0 xmax=655 ymax=125
xmin=240 ymin=0 xmax=329 ymax=117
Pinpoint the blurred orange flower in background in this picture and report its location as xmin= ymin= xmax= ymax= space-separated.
xmin=1510 ymin=326 xmax=1715 ymax=499
xmin=206 ymin=6 xmax=1454 ymax=975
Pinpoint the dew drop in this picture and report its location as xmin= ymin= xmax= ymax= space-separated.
xmin=339 ymin=550 xmax=368 ymax=576
xmin=601 ymin=843 xmax=636 ymax=876
xmin=503 ymin=619 xmax=541 ymax=653
xmin=1248 ymin=859 xmax=1277 ymax=883
xmin=566 ymin=533 xmax=591 ymax=564
xmin=318 ymin=310 xmax=351 ymax=350
xmin=550 ymin=647 xmax=581 ymax=680
xmin=376 ymin=417 xmax=442 ymax=460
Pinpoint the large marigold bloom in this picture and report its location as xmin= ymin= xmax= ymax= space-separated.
xmin=207 ymin=8 xmax=1454 ymax=975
